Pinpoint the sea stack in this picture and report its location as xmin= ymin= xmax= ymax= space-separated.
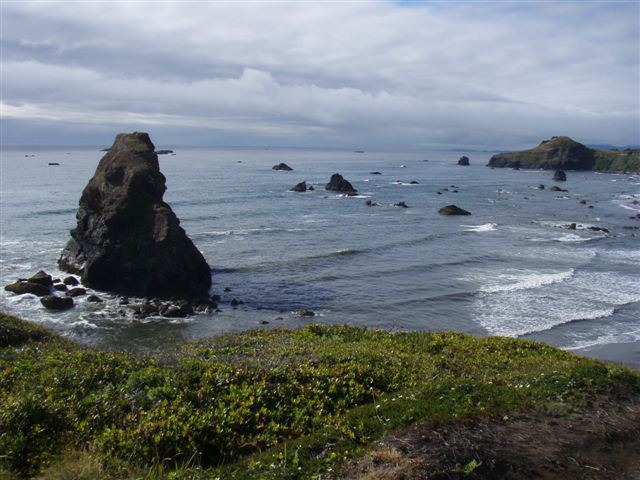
xmin=553 ymin=169 xmax=567 ymax=181
xmin=457 ymin=156 xmax=470 ymax=166
xmin=325 ymin=173 xmax=358 ymax=196
xmin=58 ymin=132 xmax=211 ymax=298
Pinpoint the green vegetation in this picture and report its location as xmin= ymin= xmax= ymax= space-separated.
xmin=1 ymin=312 xmax=638 ymax=479
xmin=593 ymin=149 xmax=640 ymax=172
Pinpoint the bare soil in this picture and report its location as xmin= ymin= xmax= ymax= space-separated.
xmin=339 ymin=397 xmax=640 ymax=479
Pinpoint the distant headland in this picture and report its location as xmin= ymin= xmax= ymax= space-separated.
xmin=487 ymin=136 xmax=640 ymax=172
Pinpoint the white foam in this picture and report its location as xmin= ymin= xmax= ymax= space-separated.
xmin=474 ymin=270 xmax=640 ymax=338
xmin=556 ymin=233 xmax=592 ymax=243
xmin=463 ymin=223 xmax=497 ymax=232
xmin=479 ymin=269 xmax=574 ymax=294
xmin=565 ymin=326 xmax=640 ymax=351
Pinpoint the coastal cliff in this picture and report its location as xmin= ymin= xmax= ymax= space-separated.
xmin=488 ymin=136 xmax=640 ymax=172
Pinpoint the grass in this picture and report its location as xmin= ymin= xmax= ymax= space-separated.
xmin=0 ymin=312 xmax=638 ymax=479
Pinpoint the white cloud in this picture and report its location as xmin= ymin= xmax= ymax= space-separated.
xmin=1 ymin=1 xmax=638 ymax=147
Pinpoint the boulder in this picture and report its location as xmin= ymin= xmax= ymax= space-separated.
xmin=537 ymin=184 xmax=545 ymax=190
xmin=409 ymin=181 xmax=419 ymax=184
xmin=438 ymin=205 xmax=471 ymax=215
xmin=86 ymin=295 xmax=103 ymax=303
xmin=58 ymin=133 xmax=211 ymax=298
xmin=48 ymin=162 xmax=60 ymax=166
xmin=41 ymin=295 xmax=74 ymax=311
xmin=66 ymin=287 xmax=87 ymax=297
xmin=5 ymin=281 xmax=50 ymax=297
xmin=53 ymin=284 xmax=68 ymax=292
xmin=295 ymin=309 xmax=315 ymax=317
xmin=369 ymin=171 xmax=382 ymax=175
xmin=394 ymin=201 xmax=409 ymax=208
xmin=457 ymin=156 xmax=470 ymax=166
xmin=290 ymin=181 xmax=307 ymax=192
xmin=549 ymin=186 xmax=568 ymax=192
xmin=272 ymin=163 xmax=293 ymax=171
xmin=325 ymin=173 xmax=358 ymax=196
xmin=155 ymin=150 xmax=174 ymax=155
xmin=28 ymin=270 xmax=53 ymax=287
xmin=63 ymin=276 xmax=80 ymax=286
xmin=587 ymin=226 xmax=609 ymax=233
xmin=553 ymin=169 xmax=567 ymax=181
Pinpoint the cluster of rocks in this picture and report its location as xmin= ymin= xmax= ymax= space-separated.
xmin=290 ymin=181 xmax=314 ymax=192
xmin=127 ymin=296 xmax=218 ymax=319
xmin=565 ymin=223 xmax=610 ymax=233
xmin=4 ymin=270 xmax=94 ymax=311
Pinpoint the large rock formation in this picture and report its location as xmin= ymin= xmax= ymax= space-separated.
xmin=58 ymin=132 xmax=211 ymax=298
xmin=325 ymin=174 xmax=358 ymax=196
xmin=487 ymin=136 xmax=640 ymax=172
xmin=457 ymin=156 xmax=470 ymax=166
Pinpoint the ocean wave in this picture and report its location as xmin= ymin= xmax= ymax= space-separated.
xmin=192 ymin=227 xmax=303 ymax=238
xmin=564 ymin=326 xmax=640 ymax=351
xmin=556 ymin=234 xmax=594 ymax=243
xmin=28 ymin=207 xmax=77 ymax=217
xmin=475 ymin=270 xmax=640 ymax=338
xmin=463 ymin=223 xmax=497 ymax=232
xmin=479 ymin=269 xmax=574 ymax=294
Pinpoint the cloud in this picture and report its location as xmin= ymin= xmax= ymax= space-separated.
xmin=1 ymin=1 xmax=638 ymax=148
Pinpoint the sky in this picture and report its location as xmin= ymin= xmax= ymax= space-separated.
xmin=1 ymin=1 xmax=639 ymax=149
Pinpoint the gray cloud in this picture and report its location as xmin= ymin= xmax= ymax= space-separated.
xmin=1 ymin=1 xmax=638 ymax=148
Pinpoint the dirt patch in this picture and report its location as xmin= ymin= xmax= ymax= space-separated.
xmin=339 ymin=397 xmax=640 ymax=479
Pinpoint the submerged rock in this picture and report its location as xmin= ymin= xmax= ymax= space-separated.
xmin=325 ymin=173 xmax=358 ymax=196
xmin=369 ymin=171 xmax=382 ymax=175
xmin=272 ymin=163 xmax=293 ymax=171
xmin=438 ymin=205 xmax=471 ymax=215
xmin=290 ymin=181 xmax=307 ymax=192
xmin=394 ymin=201 xmax=409 ymax=208
xmin=295 ymin=309 xmax=315 ymax=317
xmin=58 ymin=132 xmax=211 ymax=298
xmin=155 ymin=150 xmax=174 ymax=155
xmin=553 ymin=169 xmax=567 ymax=181
xmin=457 ymin=156 xmax=470 ymax=166
xmin=41 ymin=295 xmax=74 ymax=311
xmin=549 ymin=186 xmax=568 ymax=192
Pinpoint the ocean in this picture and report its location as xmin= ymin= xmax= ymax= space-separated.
xmin=1 ymin=145 xmax=639 ymax=363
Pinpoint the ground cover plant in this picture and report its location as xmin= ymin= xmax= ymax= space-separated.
xmin=0 ymin=312 xmax=638 ymax=479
